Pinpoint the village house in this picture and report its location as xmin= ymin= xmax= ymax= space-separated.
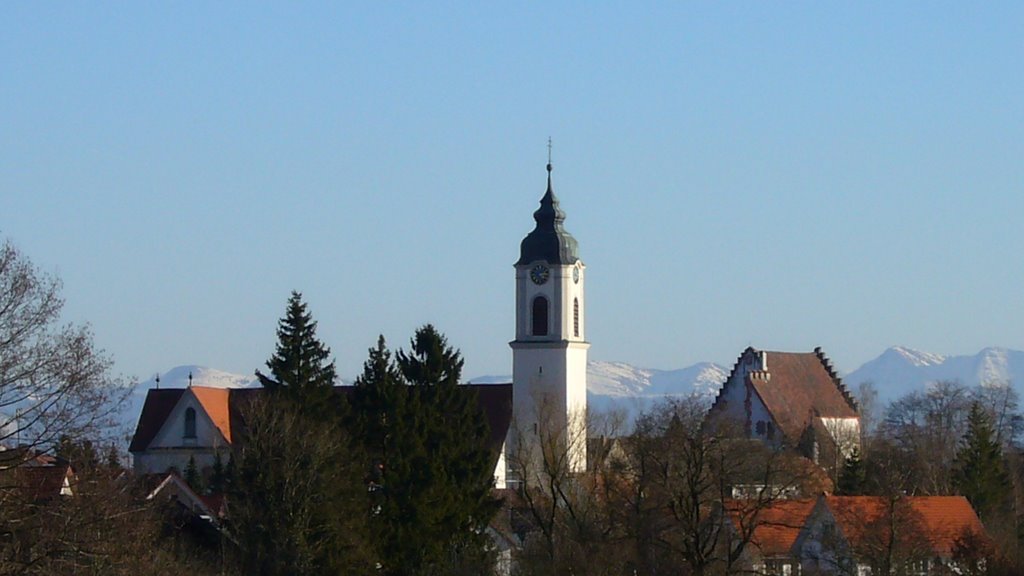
xmin=729 ymin=495 xmax=989 ymax=575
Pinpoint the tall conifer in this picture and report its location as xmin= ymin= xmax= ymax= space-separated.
xmin=256 ymin=291 xmax=338 ymax=417
xmin=954 ymin=402 xmax=1011 ymax=518
xmin=351 ymin=326 xmax=498 ymax=575
xmin=837 ymin=446 xmax=866 ymax=495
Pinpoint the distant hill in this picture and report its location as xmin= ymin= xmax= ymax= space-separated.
xmin=844 ymin=346 xmax=1024 ymax=401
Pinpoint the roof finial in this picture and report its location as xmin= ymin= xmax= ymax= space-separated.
xmin=155 ymin=373 xmax=160 ymax=390
xmin=546 ymin=137 xmax=553 ymax=173
xmin=188 ymin=371 xmax=193 ymax=388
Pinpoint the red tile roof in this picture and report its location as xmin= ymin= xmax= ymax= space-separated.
xmin=12 ymin=463 xmax=74 ymax=501
xmin=726 ymin=499 xmax=817 ymax=557
xmin=825 ymin=496 xmax=986 ymax=557
xmin=747 ymin=350 xmax=857 ymax=443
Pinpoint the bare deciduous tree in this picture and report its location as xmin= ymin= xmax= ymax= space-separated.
xmin=0 ymin=239 xmax=128 ymax=462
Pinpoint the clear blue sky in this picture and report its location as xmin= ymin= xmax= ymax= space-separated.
xmin=3 ymin=3 xmax=1022 ymax=382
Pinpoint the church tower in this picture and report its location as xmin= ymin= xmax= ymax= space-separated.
xmin=509 ymin=160 xmax=588 ymax=480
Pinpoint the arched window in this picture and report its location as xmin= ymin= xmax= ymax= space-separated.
xmin=184 ymin=407 xmax=197 ymax=439
xmin=532 ymin=296 xmax=548 ymax=336
xmin=573 ymin=298 xmax=579 ymax=337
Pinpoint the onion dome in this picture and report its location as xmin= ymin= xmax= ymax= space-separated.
xmin=516 ymin=162 xmax=579 ymax=266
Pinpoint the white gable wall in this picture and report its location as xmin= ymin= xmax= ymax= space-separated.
xmin=133 ymin=390 xmax=228 ymax=475
xmin=713 ymin=352 xmax=778 ymax=443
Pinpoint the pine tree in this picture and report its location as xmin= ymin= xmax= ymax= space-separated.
xmin=208 ymin=449 xmax=226 ymax=494
xmin=228 ymin=291 xmax=371 ymax=574
xmin=350 ymin=327 xmax=498 ymax=575
xmin=184 ymin=455 xmax=204 ymax=493
xmin=256 ymin=291 xmax=339 ymax=418
xmin=837 ymin=446 xmax=866 ymax=495
xmin=954 ymin=402 xmax=1011 ymax=518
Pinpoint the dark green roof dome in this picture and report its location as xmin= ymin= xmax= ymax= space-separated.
xmin=517 ymin=164 xmax=579 ymax=266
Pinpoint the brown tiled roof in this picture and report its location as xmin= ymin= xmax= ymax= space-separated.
xmin=748 ymin=351 xmax=857 ymax=443
xmin=128 ymin=389 xmax=186 ymax=452
xmin=825 ymin=496 xmax=986 ymax=557
xmin=14 ymin=464 xmax=74 ymax=501
xmin=726 ymin=498 xmax=817 ymax=557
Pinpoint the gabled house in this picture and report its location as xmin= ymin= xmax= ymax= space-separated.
xmin=1 ymin=450 xmax=76 ymax=502
xmin=129 ymin=384 xmax=514 ymax=488
xmin=796 ymin=495 xmax=989 ymax=575
xmin=707 ymin=347 xmax=860 ymax=480
xmin=726 ymin=498 xmax=817 ymax=576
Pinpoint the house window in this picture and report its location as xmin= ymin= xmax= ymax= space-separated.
xmin=764 ymin=560 xmax=794 ymax=576
xmin=756 ymin=421 xmax=766 ymax=435
xmin=532 ymin=296 xmax=548 ymax=336
xmin=906 ymin=560 xmax=929 ymax=576
xmin=184 ymin=407 xmax=197 ymax=439
xmin=573 ymin=298 xmax=579 ymax=337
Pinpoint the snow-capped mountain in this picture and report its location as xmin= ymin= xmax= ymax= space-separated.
xmin=469 ymin=361 xmax=729 ymax=425
xmin=586 ymin=361 xmax=727 ymax=399
xmin=585 ymin=360 xmax=728 ymax=424
xmin=844 ymin=347 xmax=1024 ymax=401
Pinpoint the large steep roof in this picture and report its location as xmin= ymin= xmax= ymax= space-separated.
xmin=749 ymin=351 xmax=857 ymax=442
xmin=825 ymin=496 xmax=987 ymax=556
xmin=130 ymin=384 xmax=514 ymax=458
xmin=710 ymin=347 xmax=859 ymax=445
xmin=726 ymin=498 xmax=817 ymax=557
xmin=128 ymin=388 xmax=187 ymax=452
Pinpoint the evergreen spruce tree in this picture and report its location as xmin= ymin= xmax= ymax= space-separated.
xmin=350 ymin=337 xmax=419 ymax=571
xmin=208 ymin=449 xmax=226 ymax=494
xmin=837 ymin=446 xmax=866 ymax=495
xmin=227 ymin=290 xmax=371 ymax=574
xmin=351 ymin=327 xmax=499 ymax=575
xmin=256 ymin=291 xmax=338 ymax=418
xmin=184 ymin=455 xmax=204 ymax=493
xmin=396 ymin=325 xmax=499 ymax=574
xmin=954 ymin=402 xmax=1011 ymax=518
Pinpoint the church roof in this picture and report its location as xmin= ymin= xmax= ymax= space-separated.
xmin=191 ymin=387 xmax=234 ymax=443
xmin=130 ymin=384 xmax=514 ymax=457
xmin=517 ymin=164 xmax=579 ymax=266
xmin=711 ymin=347 xmax=858 ymax=445
xmin=128 ymin=388 xmax=187 ymax=452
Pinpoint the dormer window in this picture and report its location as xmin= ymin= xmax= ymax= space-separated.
xmin=184 ymin=407 xmax=197 ymax=439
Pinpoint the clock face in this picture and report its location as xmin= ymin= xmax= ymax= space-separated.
xmin=530 ymin=264 xmax=550 ymax=285
xmin=572 ymin=267 xmax=580 ymax=284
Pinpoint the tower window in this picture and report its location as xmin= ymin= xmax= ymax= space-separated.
xmin=184 ymin=407 xmax=197 ymax=439
xmin=573 ymin=298 xmax=579 ymax=337
xmin=532 ymin=296 xmax=549 ymax=336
